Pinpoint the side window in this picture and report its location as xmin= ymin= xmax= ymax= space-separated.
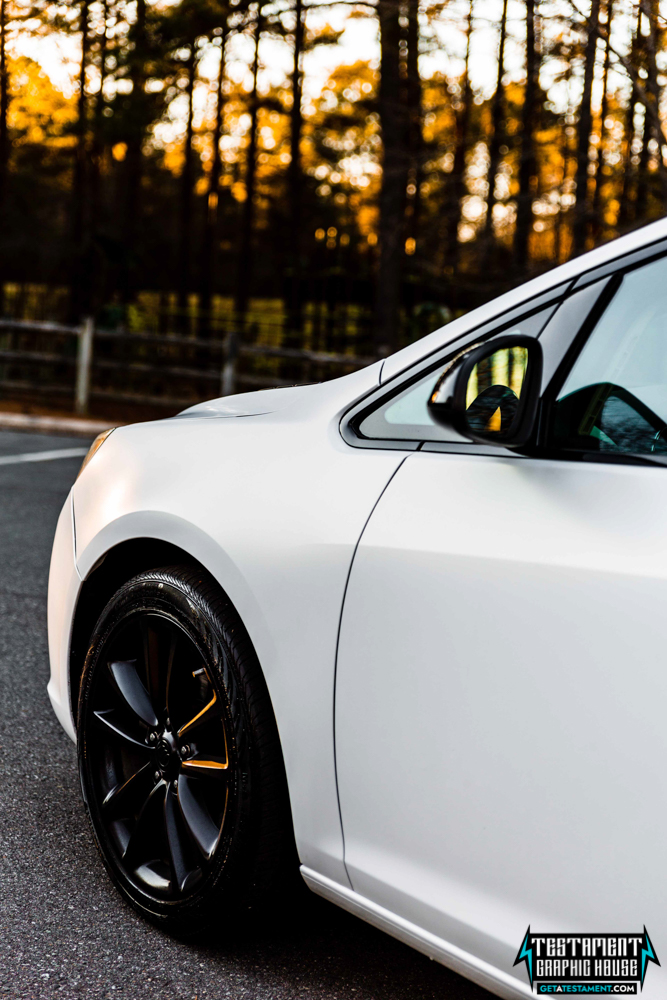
xmin=357 ymin=307 xmax=553 ymax=443
xmin=550 ymin=256 xmax=667 ymax=457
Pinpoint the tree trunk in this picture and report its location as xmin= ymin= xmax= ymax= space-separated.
xmin=618 ymin=95 xmax=637 ymax=230
xmin=234 ymin=7 xmax=262 ymax=329
xmin=122 ymin=0 xmax=146 ymax=313
xmin=555 ymin=120 xmax=568 ymax=263
xmin=177 ymin=43 xmax=197 ymax=328
xmin=375 ymin=0 xmax=408 ymax=355
xmin=617 ymin=6 xmax=641 ymax=230
xmin=405 ymin=0 xmax=423 ymax=253
xmin=285 ymin=0 xmax=304 ymax=344
xmin=555 ymin=56 xmax=575 ymax=263
xmin=403 ymin=0 xmax=423 ymax=333
xmin=591 ymin=0 xmax=613 ymax=240
xmin=633 ymin=8 xmax=651 ymax=223
xmin=0 ymin=0 xmax=9 ymax=314
xmin=199 ymin=26 xmax=228 ymax=333
xmin=91 ymin=0 xmax=109 ymax=185
xmin=634 ymin=105 xmax=651 ymax=223
xmin=514 ymin=0 xmax=538 ymax=271
xmin=483 ymin=0 xmax=508 ymax=258
xmin=89 ymin=0 xmax=109 ymax=311
xmin=640 ymin=0 xmax=667 ymax=207
xmin=70 ymin=0 xmax=91 ymax=322
xmin=572 ymin=0 xmax=600 ymax=255
xmin=443 ymin=0 xmax=472 ymax=272
xmin=0 ymin=0 xmax=8 ymax=214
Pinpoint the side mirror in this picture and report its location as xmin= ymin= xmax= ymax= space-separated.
xmin=427 ymin=335 xmax=543 ymax=448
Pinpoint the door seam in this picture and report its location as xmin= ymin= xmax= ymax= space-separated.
xmin=332 ymin=453 xmax=410 ymax=888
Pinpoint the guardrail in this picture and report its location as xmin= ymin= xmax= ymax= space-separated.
xmin=0 ymin=317 xmax=376 ymax=415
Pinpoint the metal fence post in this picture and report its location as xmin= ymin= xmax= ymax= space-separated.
xmin=221 ymin=329 xmax=238 ymax=397
xmin=75 ymin=316 xmax=94 ymax=415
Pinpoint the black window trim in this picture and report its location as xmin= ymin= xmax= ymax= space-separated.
xmin=377 ymin=281 xmax=572 ymax=389
xmin=572 ymin=233 xmax=667 ymax=291
xmin=341 ymin=294 xmax=566 ymax=453
xmin=536 ymin=272 xmax=621 ymax=455
xmin=342 ymin=237 xmax=667 ymax=466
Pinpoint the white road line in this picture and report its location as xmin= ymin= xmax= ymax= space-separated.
xmin=0 ymin=448 xmax=89 ymax=466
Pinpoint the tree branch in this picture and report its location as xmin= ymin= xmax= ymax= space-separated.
xmin=567 ymin=0 xmax=667 ymax=168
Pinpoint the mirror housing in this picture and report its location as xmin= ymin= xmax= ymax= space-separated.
xmin=427 ymin=335 xmax=543 ymax=448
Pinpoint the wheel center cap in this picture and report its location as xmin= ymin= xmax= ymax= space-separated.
xmin=156 ymin=730 xmax=180 ymax=778
xmin=156 ymin=739 xmax=173 ymax=771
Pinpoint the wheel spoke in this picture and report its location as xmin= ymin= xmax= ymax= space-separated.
xmin=164 ymin=630 xmax=178 ymax=722
xmin=177 ymin=690 xmax=221 ymax=739
xmin=177 ymin=775 xmax=223 ymax=860
xmin=180 ymin=756 xmax=228 ymax=779
xmin=102 ymin=761 xmax=155 ymax=818
xmin=139 ymin=618 xmax=178 ymax=714
xmin=93 ymin=709 xmax=150 ymax=750
xmin=123 ymin=779 xmax=165 ymax=866
xmin=141 ymin=619 xmax=162 ymax=711
xmin=164 ymin=782 xmax=191 ymax=893
xmin=109 ymin=659 xmax=158 ymax=728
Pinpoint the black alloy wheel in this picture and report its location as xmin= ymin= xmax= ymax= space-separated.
xmin=78 ymin=566 xmax=294 ymax=931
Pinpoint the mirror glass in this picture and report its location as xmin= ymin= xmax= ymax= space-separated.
xmin=464 ymin=345 xmax=528 ymax=435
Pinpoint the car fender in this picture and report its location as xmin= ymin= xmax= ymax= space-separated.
xmin=64 ymin=366 xmax=404 ymax=884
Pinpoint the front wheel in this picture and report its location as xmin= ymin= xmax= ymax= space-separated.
xmin=77 ymin=565 xmax=294 ymax=932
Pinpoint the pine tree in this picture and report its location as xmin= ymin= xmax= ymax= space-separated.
xmin=515 ymin=0 xmax=538 ymax=270
xmin=483 ymin=0 xmax=508 ymax=261
xmin=376 ymin=0 xmax=408 ymax=354
xmin=572 ymin=0 xmax=600 ymax=255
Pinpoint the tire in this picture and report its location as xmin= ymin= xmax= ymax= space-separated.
xmin=77 ymin=564 xmax=295 ymax=933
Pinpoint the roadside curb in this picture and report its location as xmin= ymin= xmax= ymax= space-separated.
xmin=0 ymin=412 xmax=119 ymax=438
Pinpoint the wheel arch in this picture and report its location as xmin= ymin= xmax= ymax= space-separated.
xmin=70 ymin=505 xmax=279 ymax=726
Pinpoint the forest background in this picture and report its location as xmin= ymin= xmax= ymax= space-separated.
xmin=0 ymin=0 xmax=665 ymax=385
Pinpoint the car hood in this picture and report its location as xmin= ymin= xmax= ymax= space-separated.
xmin=175 ymin=362 xmax=383 ymax=422
xmin=177 ymin=383 xmax=324 ymax=418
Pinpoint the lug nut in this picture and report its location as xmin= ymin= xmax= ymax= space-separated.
xmin=180 ymin=745 xmax=189 ymax=757
xmin=148 ymin=732 xmax=157 ymax=743
xmin=154 ymin=771 xmax=161 ymax=782
xmin=165 ymin=718 xmax=171 ymax=729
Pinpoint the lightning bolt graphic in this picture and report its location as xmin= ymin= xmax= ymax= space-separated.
xmin=514 ymin=926 xmax=534 ymax=988
xmin=640 ymin=926 xmax=660 ymax=988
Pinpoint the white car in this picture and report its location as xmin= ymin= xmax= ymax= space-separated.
xmin=48 ymin=219 xmax=667 ymax=999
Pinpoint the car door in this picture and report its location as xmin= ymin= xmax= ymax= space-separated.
xmin=335 ymin=252 xmax=667 ymax=994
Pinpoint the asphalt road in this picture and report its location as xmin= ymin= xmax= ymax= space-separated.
xmin=0 ymin=429 xmax=491 ymax=1000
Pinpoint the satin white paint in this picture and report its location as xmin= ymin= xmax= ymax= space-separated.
xmin=47 ymin=493 xmax=80 ymax=739
xmin=46 ymin=222 xmax=667 ymax=999
xmin=301 ymin=868 xmax=533 ymax=1000
xmin=335 ymin=453 xmax=667 ymax=996
xmin=52 ymin=362 xmax=406 ymax=884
